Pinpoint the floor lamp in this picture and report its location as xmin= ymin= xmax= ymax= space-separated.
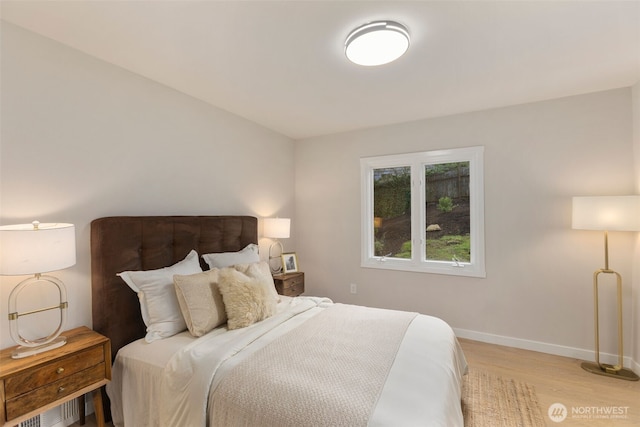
xmin=572 ymin=196 xmax=640 ymax=381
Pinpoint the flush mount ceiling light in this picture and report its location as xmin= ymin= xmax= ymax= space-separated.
xmin=345 ymin=20 xmax=410 ymax=66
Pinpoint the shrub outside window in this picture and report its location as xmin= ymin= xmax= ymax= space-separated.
xmin=361 ymin=146 xmax=485 ymax=277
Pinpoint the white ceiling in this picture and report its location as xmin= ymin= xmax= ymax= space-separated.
xmin=2 ymin=1 xmax=639 ymax=140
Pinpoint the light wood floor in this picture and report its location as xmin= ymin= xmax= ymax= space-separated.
xmin=76 ymin=339 xmax=640 ymax=427
xmin=460 ymin=339 xmax=640 ymax=426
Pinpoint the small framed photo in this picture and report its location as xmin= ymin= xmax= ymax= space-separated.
xmin=281 ymin=252 xmax=299 ymax=274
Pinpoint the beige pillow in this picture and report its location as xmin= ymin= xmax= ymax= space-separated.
xmin=173 ymin=269 xmax=227 ymax=337
xmin=232 ymin=261 xmax=280 ymax=304
xmin=218 ymin=267 xmax=277 ymax=330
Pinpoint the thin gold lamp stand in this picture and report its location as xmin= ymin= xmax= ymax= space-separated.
xmin=572 ymin=195 xmax=640 ymax=382
xmin=580 ymin=231 xmax=638 ymax=381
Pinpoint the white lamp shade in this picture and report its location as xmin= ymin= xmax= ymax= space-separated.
xmin=263 ymin=218 xmax=290 ymax=239
xmin=572 ymin=196 xmax=640 ymax=231
xmin=0 ymin=222 xmax=76 ymax=275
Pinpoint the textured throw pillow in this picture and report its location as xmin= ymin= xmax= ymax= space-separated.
xmin=117 ymin=250 xmax=202 ymax=342
xmin=202 ymin=243 xmax=259 ymax=269
xmin=218 ymin=267 xmax=277 ymax=330
xmin=232 ymin=261 xmax=280 ymax=304
xmin=173 ymin=269 xmax=227 ymax=337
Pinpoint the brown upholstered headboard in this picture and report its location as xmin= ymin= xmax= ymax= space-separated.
xmin=91 ymin=216 xmax=258 ymax=360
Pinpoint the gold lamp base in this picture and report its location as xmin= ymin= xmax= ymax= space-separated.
xmin=583 ymin=252 xmax=639 ymax=382
xmin=581 ymin=362 xmax=639 ymax=381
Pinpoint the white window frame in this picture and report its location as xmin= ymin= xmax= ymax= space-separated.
xmin=361 ymin=146 xmax=485 ymax=277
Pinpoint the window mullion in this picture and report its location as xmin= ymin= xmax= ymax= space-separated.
xmin=411 ymin=162 xmax=425 ymax=264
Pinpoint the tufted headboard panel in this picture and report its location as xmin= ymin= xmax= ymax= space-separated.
xmin=90 ymin=216 xmax=258 ymax=360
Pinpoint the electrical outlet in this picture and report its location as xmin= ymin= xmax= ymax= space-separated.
xmin=350 ymin=283 xmax=357 ymax=294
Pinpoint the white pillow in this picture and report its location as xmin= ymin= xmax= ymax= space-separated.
xmin=117 ymin=250 xmax=202 ymax=342
xmin=202 ymin=243 xmax=259 ymax=269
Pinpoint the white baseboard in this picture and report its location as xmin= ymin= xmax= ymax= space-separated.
xmin=454 ymin=327 xmax=639 ymax=371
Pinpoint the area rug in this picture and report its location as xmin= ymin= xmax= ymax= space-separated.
xmin=462 ymin=369 xmax=546 ymax=427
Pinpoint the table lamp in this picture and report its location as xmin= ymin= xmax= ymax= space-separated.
xmin=263 ymin=218 xmax=290 ymax=273
xmin=572 ymin=196 xmax=640 ymax=381
xmin=0 ymin=221 xmax=76 ymax=359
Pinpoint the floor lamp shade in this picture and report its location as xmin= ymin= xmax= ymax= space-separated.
xmin=572 ymin=196 xmax=640 ymax=231
xmin=0 ymin=222 xmax=76 ymax=358
xmin=571 ymin=196 xmax=639 ymax=381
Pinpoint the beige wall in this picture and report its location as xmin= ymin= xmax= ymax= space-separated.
xmin=295 ymin=88 xmax=637 ymax=365
xmin=0 ymin=23 xmax=296 ymax=349
xmin=632 ymin=81 xmax=640 ymax=372
xmin=1 ymin=21 xmax=638 ymax=369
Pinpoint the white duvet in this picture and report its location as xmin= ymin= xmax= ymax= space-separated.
xmin=107 ymin=296 xmax=467 ymax=427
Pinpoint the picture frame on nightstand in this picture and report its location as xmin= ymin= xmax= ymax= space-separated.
xmin=281 ymin=252 xmax=298 ymax=273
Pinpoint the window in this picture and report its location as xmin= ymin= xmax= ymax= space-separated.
xmin=361 ymin=146 xmax=485 ymax=277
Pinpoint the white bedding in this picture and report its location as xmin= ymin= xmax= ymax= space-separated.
xmin=107 ymin=296 xmax=467 ymax=427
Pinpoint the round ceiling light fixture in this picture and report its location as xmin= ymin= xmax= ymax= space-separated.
xmin=345 ymin=20 xmax=410 ymax=66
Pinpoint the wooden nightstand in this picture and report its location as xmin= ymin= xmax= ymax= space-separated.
xmin=0 ymin=326 xmax=111 ymax=427
xmin=273 ymin=272 xmax=304 ymax=297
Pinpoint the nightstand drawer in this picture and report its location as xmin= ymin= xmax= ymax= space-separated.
xmin=4 ymin=346 xmax=104 ymax=399
xmin=5 ymin=363 xmax=106 ymax=420
xmin=0 ymin=327 xmax=111 ymax=427
xmin=282 ymin=275 xmax=303 ymax=288
xmin=273 ymin=272 xmax=304 ymax=297
xmin=286 ymin=282 xmax=304 ymax=296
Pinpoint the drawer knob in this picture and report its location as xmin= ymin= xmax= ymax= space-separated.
xmin=56 ymin=367 xmax=65 ymax=374
xmin=58 ymin=386 xmax=65 ymax=393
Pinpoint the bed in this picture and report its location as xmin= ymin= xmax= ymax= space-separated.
xmin=91 ymin=215 xmax=467 ymax=426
